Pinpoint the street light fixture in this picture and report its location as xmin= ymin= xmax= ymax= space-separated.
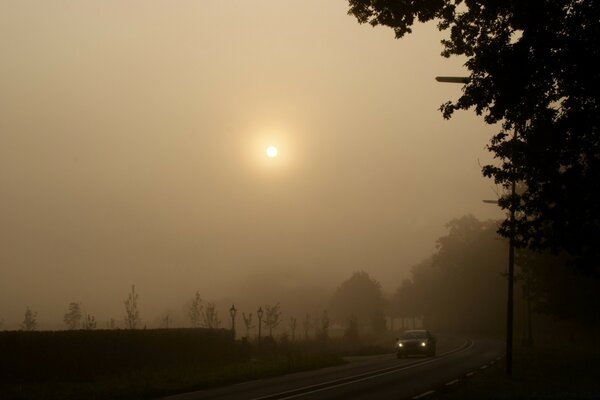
xmin=435 ymin=76 xmax=470 ymax=84
xmin=437 ymin=75 xmax=514 ymax=377
xmin=229 ymin=304 xmax=237 ymax=336
xmin=257 ymin=307 xmax=264 ymax=345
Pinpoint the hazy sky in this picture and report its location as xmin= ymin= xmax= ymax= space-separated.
xmin=0 ymin=1 xmax=502 ymax=328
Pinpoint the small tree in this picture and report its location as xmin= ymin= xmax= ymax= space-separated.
xmin=289 ymin=316 xmax=298 ymax=341
xmin=242 ymin=312 xmax=254 ymax=338
xmin=188 ymin=291 xmax=203 ymax=327
xmin=21 ymin=307 xmax=37 ymax=331
xmin=124 ymin=285 xmax=140 ymax=329
xmin=108 ymin=318 xmax=118 ymax=329
xmin=63 ymin=302 xmax=82 ymax=330
xmin=302 ymin=313 xmax=313 ymax=341
xmin=316 ymin=311 xmax=330 ymax=341
xmin=82 ymin=313 xmax=97 ymax=330
xmin=203 ymin=302 xmax=220 ymax=328
xmin=160 ymin=313 xmax=173 ymax=329
xmin=264 ymin=302 xmax=282 ymax=337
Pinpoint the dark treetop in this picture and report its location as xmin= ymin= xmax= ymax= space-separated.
xmin=348 ymin=0 xmax=600 ymax=273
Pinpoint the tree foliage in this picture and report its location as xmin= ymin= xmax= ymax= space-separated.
xmin=394 ymin=216 xmax=506 ymax=334
xmin=21 ymin=307 xmax=38 ymax=331
xmin=63 ymin=302 xmax=82 ymax=330
xmin=188 ymin=291 xmax=203 ymax=328
xmin=330 ymin=271 xmax=386 ymax=332
xmin=203 ymin=302 xmax=221 ymax=329
xmin=264 ymin=302 xmax=282 ymax=337
xmin=124 ymin=285 xmax=140 ymax=329
xmin=347 ymin=0 xmax=600 ymax=272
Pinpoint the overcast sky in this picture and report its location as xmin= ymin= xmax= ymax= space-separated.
xmin=0 ymin=1 xmax=503 ymax=328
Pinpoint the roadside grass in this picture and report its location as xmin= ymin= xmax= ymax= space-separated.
xmin=439 ymin=345 xmax=600 ymax=399
xmin=2 ymin=352 xmax=344 ymax=400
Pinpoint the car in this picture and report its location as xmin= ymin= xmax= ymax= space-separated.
xmin=396 ymin=329 xmax=436 ymax=358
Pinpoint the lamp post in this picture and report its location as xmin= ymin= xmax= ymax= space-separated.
xmin=257 ymin=307 xmax=264 ymax=345
xmin=437 ymin=75 xmax=514 ymax=377
xmin=229 ymin=304 xmax=237 ymax=336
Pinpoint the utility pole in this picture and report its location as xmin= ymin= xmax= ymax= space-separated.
xmin=436 ymin=75 xmax=515 ymax=377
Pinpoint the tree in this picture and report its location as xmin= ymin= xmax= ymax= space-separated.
xmin=264 ymin=303 xmax=282 ymax=337
xmin=289 ymin=316 xmax=298 ymax=341
xmin=203 ymin=302 xmax=220 ymax=328
xmin=302 ymin=313 xmax=313 ymax=341
xmin=397 ymin=216 xmax=507 ymax=334
xmin=316 ymin=311 xmax=330 ymax=341
xmin=63 ymin=302 xmax=82 ymax=330
xmin=188 ymin=291 xmax=203 ymax=328
xmin=124 ymin=285 xmax=140 ymax=329
xmin=21 ymin=307 xmax=37 ymax=331
xmin=160 ymin=311 xmax=173 ymax=329
xmin=82 ymin=313 xmax=97 ymax=330
xmin=329 ymin=271 xmax=386 ymax=331
xmin=242 ymin=312 xmax=254 ymax=338
xmin=347 ymin=0 xmax=600 ymax=273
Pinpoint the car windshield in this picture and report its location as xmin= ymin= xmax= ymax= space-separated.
xmin=400 ymin=330 xmax=427 ymax=339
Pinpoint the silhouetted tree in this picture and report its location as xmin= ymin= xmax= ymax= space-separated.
xmin=160 ymin=312 xmax=173 ymax=329
xmin=242 ymin=312 xmax=254 ymax=338
xmin=302 ymin=313 xmax=313 ymax=341
xmin=21 ymin=307 xmax=37 ymax=331
xmin=188 ymin=291 xmax=203 ymax=328
xmin=401 ymin=216 xmax=506 ymax=334
xmin=330 ymin=271 xmax=386 ymax=330
xmin=316 ymin=311 xmax=330 ymax=341
xmin=63 ymin=302 xmax=82 ymax=330
xmin=124 ymin=285 xmax=140 ymax=329
xmin=289 ymin=316 xmax=298 ymax=341
xmin=203 ymin=302 xmax=220 ymax=328
xmin=264 ymin=303 xmax=282 ymax=337
xmin=347 ymin=0 xmax=600 ymax=272
xmin=82 ymin=313 xmax=97 ymax=330
xmin=392 ymin=278 xmax=419 ymax=329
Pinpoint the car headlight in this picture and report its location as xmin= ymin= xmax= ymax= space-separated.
xmin=398 ymin=343 xmax=403 ymax=347
xmin=421 ymin=342 xmax=427 ymax=347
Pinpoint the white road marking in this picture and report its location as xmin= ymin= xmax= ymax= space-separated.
xmin=466 ymin=371 xmax=475 ymax=377
xmin=480 ymin=365 xmax=488 ymax=370
xmin=251 ymin=339 xmax=476 ymax=400
xmin=445 ymin=379 xmax=460 ymax=386
xmin=413 ymin=390 xmax=436 ymax=399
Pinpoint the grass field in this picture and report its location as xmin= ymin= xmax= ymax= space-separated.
xmin=1 ymin=329 xmax=345 ymax=400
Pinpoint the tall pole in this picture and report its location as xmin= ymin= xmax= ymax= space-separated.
xmin=257 ymin=307 xmax=263 ymax=345
xmin=435 ymin=76 xmax=516 ymax=377
xmin=507 ymin=177 xmax=515 ymax=377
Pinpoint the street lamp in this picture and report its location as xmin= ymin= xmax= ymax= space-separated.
xmin=257 ymin=307 xmax=264 ymax=345
xmin=437 ymin=75 xmax=514 ymax=377
xmin=435 ymin=76 xmax=470 ymax=84
xmin=229 ymin=304 xmax=237 ymax=336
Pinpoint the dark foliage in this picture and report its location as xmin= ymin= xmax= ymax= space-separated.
xmin=394 ymin=216 xmax=506 ymax=335
xmin=347 ymin=0 xmax=600 ymax=273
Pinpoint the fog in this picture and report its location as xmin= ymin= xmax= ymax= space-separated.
xmin=0 ymin=1 xmax=502 ymax=329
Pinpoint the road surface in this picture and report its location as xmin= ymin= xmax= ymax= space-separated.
xmin=162 ymin=336 xmax=503 ymax=400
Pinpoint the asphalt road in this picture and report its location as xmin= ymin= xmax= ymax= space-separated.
xmin=162 ymin=336 xmax=504 ymax=400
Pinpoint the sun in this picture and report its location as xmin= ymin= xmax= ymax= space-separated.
xmin=266 ymin=146 xmax=278 ymax=158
